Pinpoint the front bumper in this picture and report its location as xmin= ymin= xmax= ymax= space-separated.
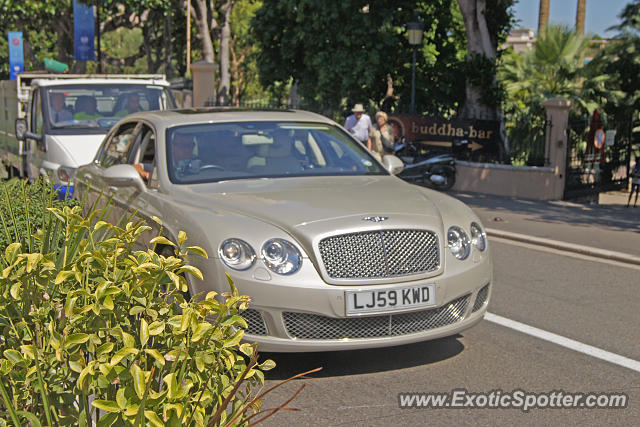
xmin=207 ymin=253 xmax=492 ymax=352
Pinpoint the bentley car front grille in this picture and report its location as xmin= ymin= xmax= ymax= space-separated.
xmin=472 ymin=284 xmax=490 ymax=313
xmin=318 ymin=229 xmax=440 ymax=279
xmin=241 ymin=309 xmax=268 ymax=336
xmin=283 ymin=294 xmax=469 ymax=340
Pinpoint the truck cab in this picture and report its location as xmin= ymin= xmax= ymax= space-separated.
xmin=2 ymin=74 xmax=175 ymax=195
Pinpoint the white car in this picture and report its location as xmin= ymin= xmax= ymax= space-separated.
xmin=74 ymin=108 xmax=492 ymax=352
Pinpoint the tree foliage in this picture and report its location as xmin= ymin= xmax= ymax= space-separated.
xmin=252 ymin=0 xmax=513 ymax=116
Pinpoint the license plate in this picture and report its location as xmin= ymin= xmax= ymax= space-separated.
xmin=345 ymin=284 xmax=436 ymax=315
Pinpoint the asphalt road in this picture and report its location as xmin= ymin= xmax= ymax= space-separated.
xmin=256 ymin=239 xmax=640 ymax=426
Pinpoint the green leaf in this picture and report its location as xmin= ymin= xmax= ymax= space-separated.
xmin=96 ymin=412 xmax=118 ymax=427
xmin=177 ymin=230 xmax=187 ymax=245
xmin=15 ymin=411 xmax=42 ymax=427
xmin=116 ymin=388 xmax=127 ymax=410
xmin=20 ymin=344 xmax=36 ymax=360
xmin=65 ymin=333 xmax=90 ymax=347
xmin=24 ymin=253 xmax=43 ymax=273
xmin=131 ymin=364 xmax=145 ymax=400
xmin=163 ymin=373 xmax=179 ymax=399
xmin=144 ymin=411 xmax=164 ymax=427
xmin=150 ymin=236 xmax=176 ymax=247
xmin=259 ymin=359 xmax=276 ymax=371
xmin=148 ymin=321 xmax=164 ymax=336
xmin=238 ymin=343 xmax=254 ymax=357
xmin=92 ymin=399 xmax=121 ymax=413
xmin=96 ymin=342 xmax=115 ymax=358
xmin=110 ymin=347 xmax=138 ymax=366
xmin=191 ymin=322 xmax=212 ymax=342
xmin=140 ymin=318 xmax=149 ymax=347
xmin=103 ymin=295 xmax=114 ymax=311
xmin=186 ymin=245 xmax=208 ymax=258
xmin=177 ymin=265 xmax=203 ymax=281
xmin=3 ymin=349 xmax=22 ymax=363
xmin=9 ymin=283 xmax=21 ymax=300
xmin=122 ymin=332 xmax=136 ymax=348
xmin=129 ymin=306 xmax=146 ymax=315
xmin=221 ymin=315 xmax=247 ymax=328
xmin=144 ymin=349 xmax=165 ymax=366
xmin=54 ymin=270 xmax=76 ymax=285
xmin=4 ymin=242 xmax=21 ymax=264
xmin=223 ymin=330 xmax=244 ymax=348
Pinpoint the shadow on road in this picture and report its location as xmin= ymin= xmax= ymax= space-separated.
xmin=261 ymin=334 xmax=464 ymax=380
xmin=453 ymin=191 xmax=640 ymax=234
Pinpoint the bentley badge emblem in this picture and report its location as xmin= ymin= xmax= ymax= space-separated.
xmin=362 ymin=216 xmax=389 ymax=222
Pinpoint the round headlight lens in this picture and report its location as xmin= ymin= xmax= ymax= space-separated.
xmin=447 ymin=226 xmax=471 ymax=260
xmin=470 ymin=222 xmax=486 ymax=251
xmin=219 ymin=238 xmax=256 ymax=271
xmin=261 ymin=238 xmax=302 ymax=275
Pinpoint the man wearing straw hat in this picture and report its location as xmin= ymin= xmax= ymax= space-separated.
xmin=344 ymin=103 xmax=372 ymax=148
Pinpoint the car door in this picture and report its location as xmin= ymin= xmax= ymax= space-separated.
xmin=76 ymin=121 xmax=141 ymax=226
xmin=124 ymin=122 xmax=164 ymax=249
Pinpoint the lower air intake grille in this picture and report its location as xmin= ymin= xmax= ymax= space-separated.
xmin=472 ymin=284 xmax=490 ymax=313
xmin=242 ymin=309 xmax=268 ymax=336
xmin=283 ymin=295 xmax=470 ymax=340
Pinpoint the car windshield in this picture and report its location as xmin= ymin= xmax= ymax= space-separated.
xmin=45 ymin=84 xmax=174 ymax=131
xmin=165 ymin=121 xmax=387 ymax=183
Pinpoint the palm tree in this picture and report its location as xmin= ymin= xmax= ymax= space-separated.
xmin=538 ymin=0 xmax=550 ymax=34
xmin=576 ymin=0 xmax=586 ymax=35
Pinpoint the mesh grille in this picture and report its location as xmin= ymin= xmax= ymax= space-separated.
xmin=283 ymin=295 xmax=469 ymax=340
xmin=241 ymin=309 xmax=268 ymax=336
xmin=472 ymin=284 xmax=490 ymax=313
xmin=318 ymin=229 xmax=440 ymax=279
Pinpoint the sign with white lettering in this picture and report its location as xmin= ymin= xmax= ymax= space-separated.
xmin=389 ymin=114 xmax=501 ymax=161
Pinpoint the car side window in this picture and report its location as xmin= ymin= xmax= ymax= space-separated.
xmin=100 ymin=122 xmax=140 ymax=168
xmin=131 ymin=125 xmax=158 ymax=188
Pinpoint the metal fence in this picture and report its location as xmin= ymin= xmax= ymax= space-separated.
xmin=564 ymin=116 xmax=633 ymax=200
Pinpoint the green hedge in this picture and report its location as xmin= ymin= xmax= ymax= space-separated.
xmin=0 ymin=179 xmax=79 ymax=252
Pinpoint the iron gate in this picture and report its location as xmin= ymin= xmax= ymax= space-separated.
xmin=564 ymin=117 xmax=633 ymax=200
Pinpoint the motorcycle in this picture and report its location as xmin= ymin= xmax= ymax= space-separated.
xmin=394 ymin=139 xmax=456 ymax=191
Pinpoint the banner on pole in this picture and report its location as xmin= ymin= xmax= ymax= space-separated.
xmin=8 ymin=32 xmax=24 ymax=80
xmin=74 ymin=0 xmax=95 ymax=61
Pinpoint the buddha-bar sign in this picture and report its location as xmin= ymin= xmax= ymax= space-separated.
xmin=388 ymin=114 xmax=501 ymax=160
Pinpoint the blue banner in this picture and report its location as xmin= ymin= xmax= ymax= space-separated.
xmin=73 ymin=0 xmax=95 ymax=61
xmin=8 ymin=32 xmax=24 ymax=80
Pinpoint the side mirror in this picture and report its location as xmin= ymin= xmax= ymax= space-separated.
xmin=382 ymin=154 xmax=404 ymax=175
xmin=15 ymin=119 xmax=27 ymax=141
xmin=103 ymin=164 xmax=146 ymax=192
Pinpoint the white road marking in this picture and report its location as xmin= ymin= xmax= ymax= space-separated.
xmin=485 ymin=312 xmax=640 ymax=373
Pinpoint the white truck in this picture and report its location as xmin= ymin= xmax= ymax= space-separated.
xmin=0 ymin=73 xmax=175 ymax=194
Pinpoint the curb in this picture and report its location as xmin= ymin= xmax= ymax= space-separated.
xmin=485 ymin=228 xmax=640 ymax=266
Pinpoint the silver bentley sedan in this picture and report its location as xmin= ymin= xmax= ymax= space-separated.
xmin=74 ymin=108 xmax=492 ymax=352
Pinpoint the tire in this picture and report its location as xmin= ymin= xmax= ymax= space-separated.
xmin=427 ymin=166 xmax=456 ymax=191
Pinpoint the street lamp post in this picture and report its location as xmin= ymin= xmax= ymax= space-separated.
xmin=407 ymin=16 xmax=424 ymax=115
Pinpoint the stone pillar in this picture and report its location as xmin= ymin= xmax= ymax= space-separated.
xmin=542 ymin=98 xmax=571 ymax=199
xmin=191 ymin=61 xmax=217 ymax=107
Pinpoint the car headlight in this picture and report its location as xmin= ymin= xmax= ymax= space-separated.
xmin=447 ymin=226 xmax=470 ymax=260
xmin=470 ymin=222 xmax=486 ymax=251
xmin=219 ymin=238 xmax=256 ymax=270
xmin=261 ymin=238 xmax=302 ymax=275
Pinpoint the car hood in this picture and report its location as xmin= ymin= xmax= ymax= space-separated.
xmin=175 ymin=175 xmax=444 ymax=232
xmin=50 ymin=134 xmax=106 ymax=167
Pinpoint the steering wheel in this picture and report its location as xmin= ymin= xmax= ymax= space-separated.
xmin=199 ymin=164 xmax=225 ymax=171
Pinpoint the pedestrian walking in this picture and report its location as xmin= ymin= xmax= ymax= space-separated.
xmin=344 ymin=104 xmax=372 ymax=149
xmin=627 ymin=155 xmax=640 ymax=208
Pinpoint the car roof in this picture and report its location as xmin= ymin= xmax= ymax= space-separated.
xmin=124 ymin=108 xmax=337 ymax=127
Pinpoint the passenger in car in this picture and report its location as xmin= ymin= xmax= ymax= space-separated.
xmin=73 ymin=96 xmax=101 ymax=120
